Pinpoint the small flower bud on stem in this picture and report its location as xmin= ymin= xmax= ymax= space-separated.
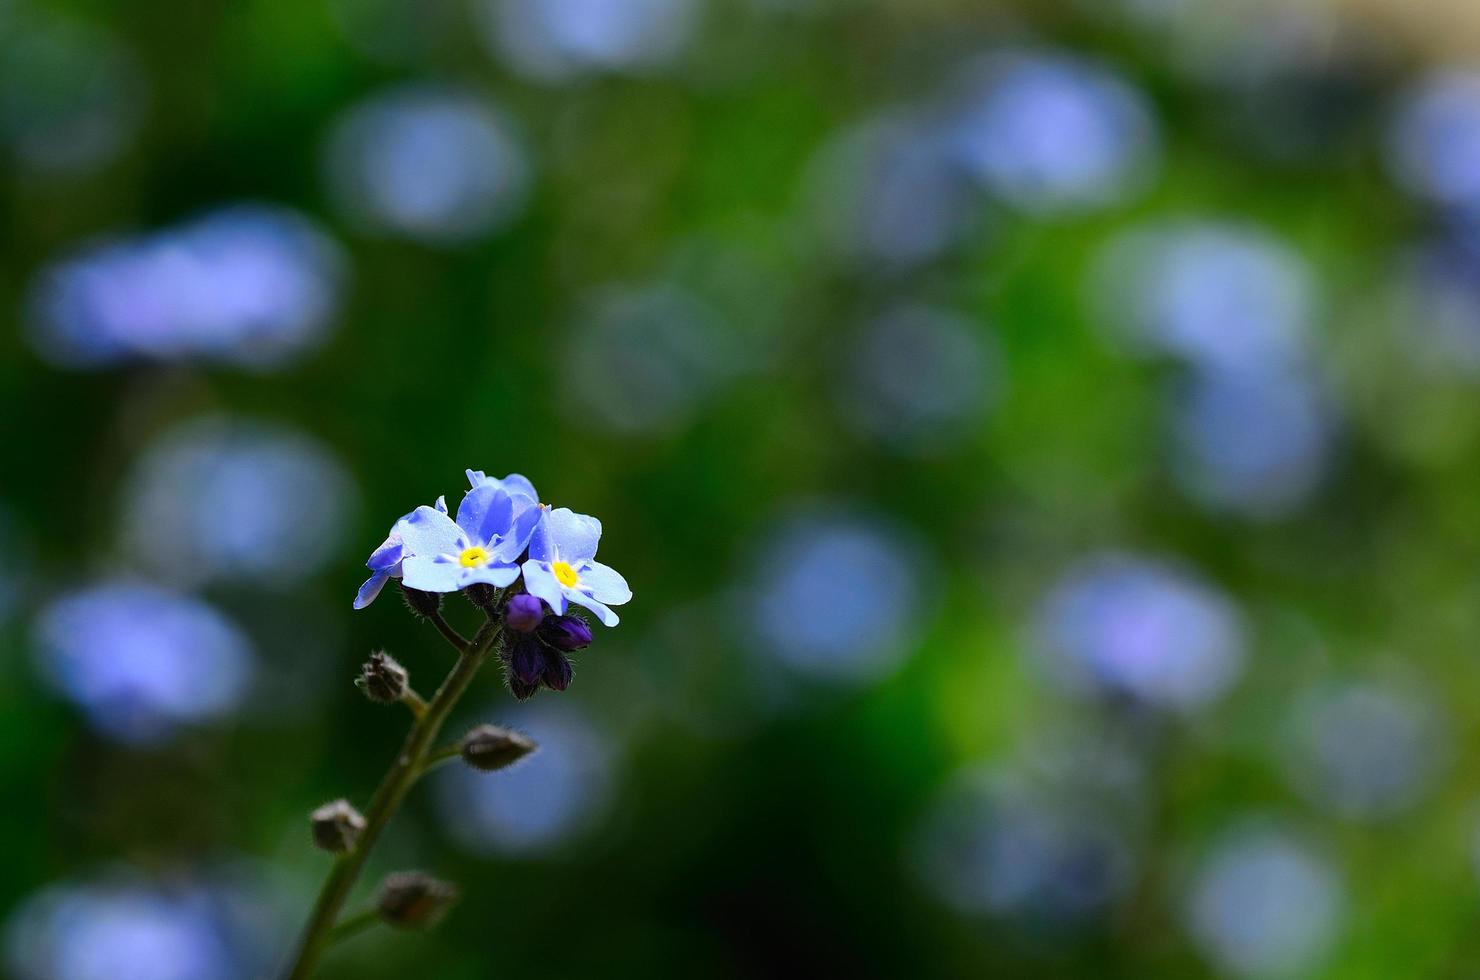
xmin=399 ymin=582 xmax=443 ymax=618
xmin=376 ymin=872 xmax=459 ymax=929
xmin=310 ymin=799 xmax=366 ymax=854
xmin=357 ymin=651 xmax=408 ymax=703
xmin=460 ymin=724 xmax=536 ymax=771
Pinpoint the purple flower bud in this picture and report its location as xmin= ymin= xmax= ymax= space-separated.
xmin=539 ymin=615 xmax=593 ymax=652
xmin=508 ymin=636 xmax=543 ymax=688
xmin=504 ymin=593 xmax=544 ymax=632
xmin=541 ymin=649 xmax=573 ymax=692
xmin=508 ymin=673 xmax=539 ymax=701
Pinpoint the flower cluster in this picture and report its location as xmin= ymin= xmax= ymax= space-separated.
xmin=354 ymin=470 xmax=630 ymax=699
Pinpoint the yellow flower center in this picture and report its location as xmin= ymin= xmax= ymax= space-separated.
xmin=552 ymin=560 xmax=579 ymax=587
xmin=459 ymin=546 xmax=489 ymax=568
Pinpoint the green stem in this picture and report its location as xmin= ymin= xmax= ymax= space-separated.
xmin=325 ymin=906 xmax=379 ymax=946
xmin=283 ymin=613 xmax=503 ymax=979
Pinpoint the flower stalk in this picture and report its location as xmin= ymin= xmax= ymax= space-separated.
xmin=284 ymin=610 xmax=504 ymax=979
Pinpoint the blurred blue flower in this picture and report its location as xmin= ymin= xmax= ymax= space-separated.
xmin=1285 ymin=681 xmax=1447 ymax=822
xmin=1169 ymin=366 xmax=1335 ymax=520
xmin=5 ymin=870 xmax=287 ymax=980
xmin=522 ymin=508 xmax=632 ymax=627
xmin=1185 ymin=823 xmax=1343 ymax=978
xmin=33 ymin=582 xmax=254 ymax=744
xmin=120 ymin=417 xmax=356 ymax=590
xmin=803 ymin=113 xmax=982 ymax=271
xmin=946 ymin=51 xmax=1158 ymax=214
xmin=1033 ymin=552 xmax=1244 ymax=712
xmin=1391 ymin=232 xmax=1480 ymax=377
xmin=474 ymin=0 xmax=696 ymax=83
xmin=912 ymin=749 xmax=1143 ymax=927
xmin=396 ymin=485 xmax=543 ymax=594
xmin=354 ymin=496 xmax=446 ymax=610
xmin=743 ymin=509 xmax=926 ymax=684
xmin=835 ymin=304 xmax=1000 ymax=454
xmin=0 ymin=12 xmax=144 ymax=176
xmin=436 ymin=700 xmax=613 ymax=855
xmin=1093 ymin=221 xmax=1317 ymax=374
xmin=323 ymin=85 xmax=530 ymax=245
xmin=27 ymin=204 xmax=345 ymax=370
xmin=1388 ymin=70 xmax=1480 ymax=214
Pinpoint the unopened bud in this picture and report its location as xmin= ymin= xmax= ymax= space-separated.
xmin=540 ymin=615 xmax=593 ymax=652
xmin=541 ymin=650 xmax=573 ymax=692
xmin=399 ymin=582 xmax=442 ymax=618
xmin=357 ymin=651 xmax=408 ymax=703
xmin=504 ymin=593 xmax=544 ymax=632
xmin=463 ymin=583 xmax=500 ymax=611
xmin=508 ymin=636 xmax=543 ymax=688
xmin=459 ymin=724 xmax=537 ymax=772
xmin=376 ymin=871 xmax=459 ymax=929
xmin=310 ymin=799 xmax=366 ymax=854
xmin=508 ymin=670 xmax=539 ymax=702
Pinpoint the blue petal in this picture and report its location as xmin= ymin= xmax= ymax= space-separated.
xmin=435 ymin=495 xmax=448 ymax=514
xmin=566 ymin=589 xmax=619 ymax=627
xmin=492 ymin=501 xmax=543 ymax=563
xmin=521 ymin=560 xmax=568 ymax=614
xmin=466 ymin=469 xmax=487 ymax=488
xmin=366 ymin=535 xmax=404 ymax=572
xmin=501 ymin=473 xmax=539 ymax=502
xmin=529 ymin=507 xmax=601 ymax=563
xmin=456 ymin=486 xmax=515 ymax=544
xmin=464 ymin=562 xmax=521 ymax=588
xmin=396 ymin=506 xmax=464 ymax=558
xmin=577 ymin=561 xmax=631 ymax=605
xmin=354 ymin=571 xmax=391 ymax=609
xmin=401 ymin=554 xmax=466 ymax=593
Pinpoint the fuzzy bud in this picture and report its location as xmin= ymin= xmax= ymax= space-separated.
xmin=541 ymin=649 xmax=573 ymax=692
xmin=310 ymin=799 xmax=366 ymax=854
xmin=463 ymin=583 xmax=500 ymax=611
xmin=504 ymin=593 xmax=544 ymax=632
xmin=376 ymin=872 xmax=459 ymax=929
xmin=540 ymin=615 xmax=593 ymax=652
xmin=508 ymin=636 xmax=544 ymax=688
xmin=509 ymin=675 xmax=539 ymax=701
xmin=399 ymin=582 xmax=443 ymax=618
xmin=357 ymin=651 xmax=408 ymax=703
xmin=459 ymin=724 xmax=537 ymax=772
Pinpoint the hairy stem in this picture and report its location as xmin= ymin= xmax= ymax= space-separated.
xmin=284 ymin=612 xmax=503 ymax=979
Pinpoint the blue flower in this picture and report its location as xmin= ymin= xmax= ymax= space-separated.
xmin=397 ymin=484 xmax=542 ymax=593
xmin=521 ymin=508 xmax=631 ymax=627
xmin=353 ymin=496 xmax=447 ymax=610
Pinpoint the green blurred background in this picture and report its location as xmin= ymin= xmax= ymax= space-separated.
xmin=4 ymin=0 xmax=1480 ymax=977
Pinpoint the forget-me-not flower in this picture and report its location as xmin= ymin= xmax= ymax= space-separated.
xmin=397 ymin=483 xmax=542 ymax=593
xmin=521 ymin=508 xmax=632 ymax=626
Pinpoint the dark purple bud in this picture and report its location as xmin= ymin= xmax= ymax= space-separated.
xmin=460 ymin=724 xmax=537 ymax=771
xmin=504 ymin=594 xmax=544 ymax=632
xmin=508 ymin=673 xmax=539 ymax=701
xmin=357 ymin=651 xmax=408 ymax=703
xmin=539 ymin=615 xmax=593 ymax=652
xmin=541 ymin=649 xmax=573 ymax=692
xmin=376 ymin=871 xmax=459 ymax=929
xmin=310 ymin=799 xmax=365 ymax=854
xmin=399 ymin=582 xmax=442 ymax=618
xmin=508 ymin=636 xmax=544 ymax=688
